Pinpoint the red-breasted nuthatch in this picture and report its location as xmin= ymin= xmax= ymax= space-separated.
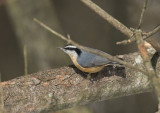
xmin=59 ymin=44 xmax=120 ymax=74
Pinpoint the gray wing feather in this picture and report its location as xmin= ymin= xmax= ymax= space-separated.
xmin=77 ymin=48 xmax=113 ymax=67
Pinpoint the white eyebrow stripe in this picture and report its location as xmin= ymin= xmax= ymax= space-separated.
xmin=64 ymin=45 xmax=77 ymax=49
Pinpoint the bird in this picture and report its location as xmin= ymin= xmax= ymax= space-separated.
xmin=58 ymin=44 xmax=120 ymax=75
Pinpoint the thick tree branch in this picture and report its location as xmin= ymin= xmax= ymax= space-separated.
xmin=1 ymin=53 xmax=154 ymax=113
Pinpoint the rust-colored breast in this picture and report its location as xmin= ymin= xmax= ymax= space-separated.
xmin=69 ymin=55 xmax=105 ymax=73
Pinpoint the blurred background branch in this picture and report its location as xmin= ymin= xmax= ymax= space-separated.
xmin=138 ymin=0 xmax=148 ymax=28
xmin=6 ymin=0 xmax=66 ymax=74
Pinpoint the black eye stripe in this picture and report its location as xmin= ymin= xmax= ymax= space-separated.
xmin=64 ymin=47 xmax=76 ymax=50
xmin=64 ymin=47 xmax=82 ymax=56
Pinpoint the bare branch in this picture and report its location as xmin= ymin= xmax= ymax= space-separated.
xmin=138 ymin=0 xmax=148 ymax=28
xmin=134 ymin=29 xmax=160 ymax=113
xmin=117 ymin=0 xmax=149 ymax=45
xmin=80 ymin=0 xmax=133 ymax=38
xmin=116 ymin=36 xmax=135 ymax=45
xmin=117 ymin=0 xmax=160 ymax=47
xmin=0 ymin=73 xmax=4 ymax=113
xmin=1 ymin=52 xmax=153 ymax=112
xmin=33 ymin=18 xmax=70 ymax=43
xmin=117 ymin=24 xmax=160 ymax=47
xmin=135 ymin=29 xmax=156 ymax=78
xmin=34 ymin=19 xmax=148 ymax=75
xmin=23 ymin=45 xmax=28 ymax=75
xmin=145 ymin=25 xmax=160 ymax=39
xmin=146 ymin=38 xmax=160 ymax=52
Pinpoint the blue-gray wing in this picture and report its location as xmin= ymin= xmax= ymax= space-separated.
xmin=77 ymin=49 xmax=114 ymax=68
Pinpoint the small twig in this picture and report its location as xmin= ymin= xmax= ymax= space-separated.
xmin=34 ymin=18 xmax=148 ymax=75
xmin=67 ymin=34 xmax=71 ymax=39
xmin=80 ymin=0 xmax=133 ymax=38
xmin=24 ymin=45 xmax=28 ymax=75
xmin=117 ymin=0 xmax=160 ymax=46
xmin=146 ymin=38 xmax=160 ymax=52
xmin=116 ymin=36 xmax=135 ymax=45
xmin=117 ymin=0 xmax=149 ymax=45
xmin=138 ymin=0 xmax=148 ymax=28
xmin=67 ymin=34 xmax=71 ymax=44
xmin=33 ymin=18 xmax=71 ymax=43
xmin=23 ymin=45 xmax=28 ymax=113
xmin=117 ymin=24 xmax=160 ymax=45
xmin=145 ymin=25 xmax=160 ymax=39
xmin=0 ymin=72 xmax=4 ymax=113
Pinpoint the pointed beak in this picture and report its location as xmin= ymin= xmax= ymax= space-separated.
xmin=57 ymin=47 xmax=62 ymax=49
xmin=57 ymin=47 xmax=64 ymax=51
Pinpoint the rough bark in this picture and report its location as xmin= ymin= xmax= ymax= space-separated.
xmin=1 ymin=52 xmax=154 ymax=113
